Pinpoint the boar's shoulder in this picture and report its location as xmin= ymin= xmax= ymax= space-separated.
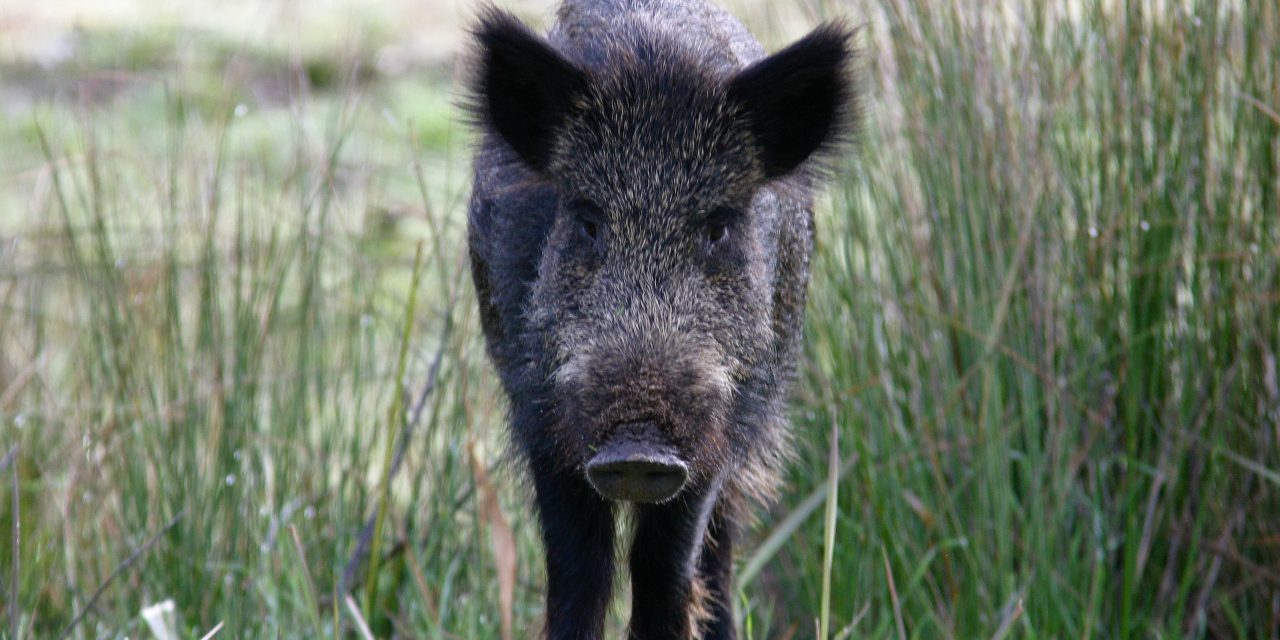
xmin=468 ymin=140 xmax=557 ymax=382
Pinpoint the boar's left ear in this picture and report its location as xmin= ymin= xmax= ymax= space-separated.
xmin=468 ymin=8 xmax=590 ymax=172
xmin=728 ymin=22 xmax=858 ymax=179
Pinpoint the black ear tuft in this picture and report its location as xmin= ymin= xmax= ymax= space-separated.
xmin=728 ymin=22 xmax=858 ymax=179
xmin=467 ymin=8 xmax=589 ymax=172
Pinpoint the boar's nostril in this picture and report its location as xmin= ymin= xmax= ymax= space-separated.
xmin=584 ymin=422 xmax=689 ymax=503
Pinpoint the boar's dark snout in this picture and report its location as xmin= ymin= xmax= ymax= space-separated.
xmin=585 ymin=421 xmax=689 ymax=503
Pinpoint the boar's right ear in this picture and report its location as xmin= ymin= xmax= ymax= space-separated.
xmin=728 ymin=22 xmax=857 ymax=179
xmin=468 ymin=9 xmax=589 ymax=172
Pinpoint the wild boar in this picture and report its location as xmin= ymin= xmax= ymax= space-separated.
xmin=465 ymin=1 xmax=857 ymax=637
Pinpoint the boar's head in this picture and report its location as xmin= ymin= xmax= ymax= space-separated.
xmin=469 ymin=10 xmax=854 ymax=503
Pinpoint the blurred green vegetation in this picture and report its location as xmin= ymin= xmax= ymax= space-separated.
xmin=0 ymin=0 xmax=1277 ymax=638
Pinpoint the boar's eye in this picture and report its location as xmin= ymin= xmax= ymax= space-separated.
xmin=568 ymin=199 xmax=603 ymax=243
xmin=706 ymin=222 xmax=728 ymax=245
xmin=703 ymin=206 xmax=736 ymax=252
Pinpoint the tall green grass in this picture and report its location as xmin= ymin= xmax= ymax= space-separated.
xmin=0 ymin=0 xmax=1276 ymax=638
xmin=1 ymin=65 xmax=527 ymax=636
xmin=784 ymin=0 xmax=1279 ymax=636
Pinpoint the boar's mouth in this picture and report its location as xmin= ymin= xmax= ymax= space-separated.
xmin=585 ymin=421 xmax=689 ymax=503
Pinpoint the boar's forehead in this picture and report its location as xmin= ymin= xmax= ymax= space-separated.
xmin=553 ymin=61 xmax=759 ymax=219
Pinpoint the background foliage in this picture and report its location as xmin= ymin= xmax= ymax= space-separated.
xmin=0 ymin=0 xmax=1276 ymax=637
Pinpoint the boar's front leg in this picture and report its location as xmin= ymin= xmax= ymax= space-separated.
xmin=532 ymin=464 xmax=616 ymax=640
xmin=628 ymin=486 xmax=729 ymax=640
xmin=695 ymin=501 xmax=737 ymax=640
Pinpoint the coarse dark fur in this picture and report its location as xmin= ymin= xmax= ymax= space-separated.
xmin=464 ymin=1 xmax=858 ymax=637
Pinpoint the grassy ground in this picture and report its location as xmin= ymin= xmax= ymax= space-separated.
xmin=1 ymin=0 xmax=1277 ymax=638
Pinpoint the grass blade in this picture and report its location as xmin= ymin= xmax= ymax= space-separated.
xmin=363 ymin=243 xmax=427 ymax=618
xmin=818 ymin=419 xmax=839 ymax=640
